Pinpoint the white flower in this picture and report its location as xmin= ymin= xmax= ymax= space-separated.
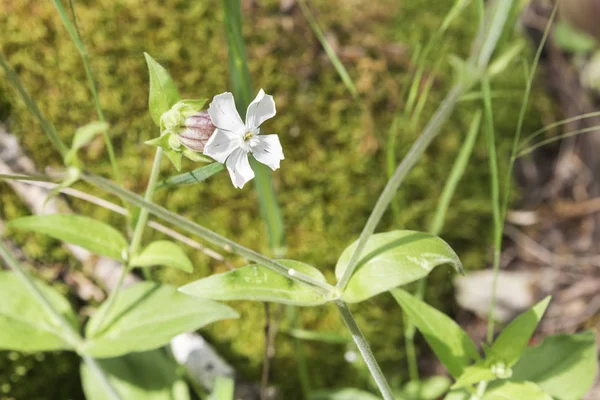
xmin=203 ymin=89 xmax=284 ymax=189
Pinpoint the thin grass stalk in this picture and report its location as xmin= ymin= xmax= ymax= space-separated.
xmin=0 ymin=53 xmax=69 ymax=158
xmin=52 ymin=0 xmax=122 ymax=186
xmin=481 ymin=76 xmax=502 ymax=343
xmin=221 ymin=0 xmax=285 ymax=255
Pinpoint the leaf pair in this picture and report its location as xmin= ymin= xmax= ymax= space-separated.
xmin=9 ymin=214 xmax=193 ymax=273
xmin=394 ymin=289 xmax=597 ymax=399
xmin=180 ymin=230 xmax=463 ymax=305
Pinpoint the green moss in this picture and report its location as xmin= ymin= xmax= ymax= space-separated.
xmin=0 ymin=0 xmax=554 ymax=397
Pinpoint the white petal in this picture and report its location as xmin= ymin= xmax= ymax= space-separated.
xmin=208 ymin=92 xmax=245 ymax=132
xmin=225 ymin=148 xmax=255 ymax=189
xmin=245 ymin=89 xmax=276 ymax=131
xmin=203 ymin=129 xmax=239 ymax=163
xmin=251 ymin=134 xmax=284 ymax=171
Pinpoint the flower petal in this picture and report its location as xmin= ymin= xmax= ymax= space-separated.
xmin=203 ymin=129 xmax=239 ymax=163
xmin=252 ymin=134 xmax=284 ymax=170
xmin=225 ymin=148 xmax=255 ymax=189
xmin=245 ymin=89 xmax=276 ymax=131
xmin=208 ymin=92 xmax=245 ymax=132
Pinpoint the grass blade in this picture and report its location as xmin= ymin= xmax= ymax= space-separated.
xmin=298 ymin=0 xmax=358 ymax=100
xmin=222 ymin=0 xmax=285 ymax=254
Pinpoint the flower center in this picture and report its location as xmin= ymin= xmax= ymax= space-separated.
xmin=243 ymin=130 xmax=255 ymax=142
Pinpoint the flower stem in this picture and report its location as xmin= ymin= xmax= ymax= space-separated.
xmin=94 ymin=148 xmax=163 ymax=329
xmin=81 ymin=172 xmax=335 ymax=295
xmin=335 ymin=301 xmax=394 ymax=400
xmin=336 ymin=83 xmax=465 ymax=291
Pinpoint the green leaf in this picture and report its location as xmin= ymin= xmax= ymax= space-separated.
xmin=488 ymin=297 xmax=551 ymax=366
xmin=554 ymin=20 xmax=597 ymax=54
xmin=401 ymin=376 xmax=451 ymax=400
xmin=336 ymin=231 xmax=463 ymax=303
xmin=164 ymin=148 xmax=183 ymax=171
xmin=83 ymin=282 xmax=238 ymax=358
xmin=283 ymin=329 xmax=349 ymax=344
xmin=65 ymin=121 xmax=110 ymax=165
xmin=144 ymin=53 xmax=180 ymax=126
xmin=8 ymin=214 xmax=128 ymax=261
xmin=0 ymin=271 xmax=79 ymax=352
xmin=451 ymin=362 xmax=497 ymax=389
xmin=444 ymin=390 xmax=469 ymax=400
xmin=209 ymin=376 xmax=234 ymax=400
xmin=179 ymin=260 xmax=330 ymax=306
xmin=80 ymin=350 xmax=190 ymax=400
xmin=131 ymin=240 xmax=193 ymax=273
xmin=511 ymin=331 xmax=597 ymax=400
xmin=157 ymin=163 xmax=225 ymax=188
xmin=311 ymin=388 xmax=381 ymax=400
xmin=392 ymin=289 xmax=479 ymax=378
xmin=482 ymin=381 xmax=551 ymax=400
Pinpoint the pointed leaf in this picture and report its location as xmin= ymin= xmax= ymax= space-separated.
xmin=131 ymin=241 xmax=193 ymax=273
xmin=83 ymin=282 xmax=238 ymax=358
xmin=336 ymin=231 xmax=463 ymax=303
xmin=488 ymin=297 xmax=551 ymax=366
xmin=482 ymin=381 xmax=551 ymax=400
xmin=511 ymin=331 xmax=597 ymax=400
xmin=157 ymin=162 xmax=225 ymax=189
xmin=392 ymin=289 xmax=479 ymax=378
xmin=8 ymin=214 xmax=128 ymax=260
xmin=0 ymin=271 xmax=79 ymax=352
xmin=179 ymin=260 xmax=330 ymax=306
xmin=451 ymin=362 xmax=496 ymax=389
xmin=65 ymin=121 xmax=110 ymax=165
xmin=144 ymin=53 xmax=180 ymax=126
xmin=81 ymin=350 xmax=190 ymax=400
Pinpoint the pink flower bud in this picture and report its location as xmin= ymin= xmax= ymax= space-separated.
xmin=177 ymin=111 xmax=216 ymax=152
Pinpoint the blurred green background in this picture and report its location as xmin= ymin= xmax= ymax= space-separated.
xmin=0 ymin=0 xmax=553 ymax=398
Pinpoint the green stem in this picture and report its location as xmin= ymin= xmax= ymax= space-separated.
xmin=81 ymin=354 xmax=122 ymax=400
xmin=94 ymin=148 xmax=163 ymax=328
xmin=0 ymin=242 xmax=122 ymax=400
xmin=336 ymin=83 xmax=465 ymax=291
xmin=335 ymin=301 xmax=394 ymax=400
xmin=81 ymin=172 xmax=334 ymax=295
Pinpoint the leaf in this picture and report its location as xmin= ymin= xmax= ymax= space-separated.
xmin=283 ymin=329 xmax=349 ymax=344
xmin=451 ymin=362 xmax=497 ymax=389
xmin=82 ymin=282 xmax=238 ymax=358
xmin=401 ymin=376 xmax=451 ymax=400
xmin=157 ymin=162 xmax=225 ymax=188
xmin=511 ymin=331 xmax=597 ymax=400
xmin=0 ymin=271 xmax=79 ymax=352
xmin=392 ymin=289 xmax=479 ymax=378
xmin=179 ymin=260 xmax=330 ymax=306
xmin=8 ymin=214 xmax=128 ymax=261
xmin=336 ymin=231 xmax=463 ymax=303
xmin=65 ymin=121 xmax=110 ymax=165
xmin=310 ymin=388 xmax=381 ymax=400
xmin=554 ymin=20 xmax=597 ymax=54
xmin=80 ymin=350 xmax=190 ymax=400
xmin=488 ymin=297 xmax=551 ymax=367
xmin=482 ymin=381 xmax=551 ymax=400
xmin=144 ymin=53 xmax=180 ymax=126
xmin=131 ymin=241 xmax=193 ymax=273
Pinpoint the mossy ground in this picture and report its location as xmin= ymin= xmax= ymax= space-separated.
xmin=0 ymin=0 xmax=553 ymax=398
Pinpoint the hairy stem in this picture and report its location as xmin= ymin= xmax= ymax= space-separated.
xmin=335 ymin=301 xmax=394 ymax=400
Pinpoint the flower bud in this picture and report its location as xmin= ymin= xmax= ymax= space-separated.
xmin=177 ymin=111 xmax=216 ymax=152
